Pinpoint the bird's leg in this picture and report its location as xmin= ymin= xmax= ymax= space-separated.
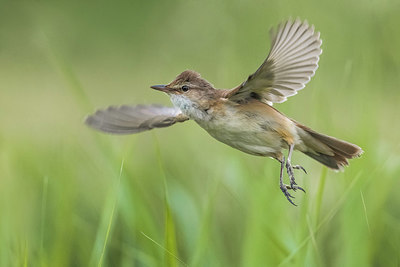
xmin=279 ymin=156 xmax=297 ymax=206
xmin=285 ymin=144 xmax=306 ymax=193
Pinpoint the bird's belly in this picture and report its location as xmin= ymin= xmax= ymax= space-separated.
xmin=196 ymin=116 xmax=285 ymax=157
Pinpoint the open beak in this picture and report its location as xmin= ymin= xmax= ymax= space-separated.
xmin=150 ymin=84 xmax=170 ymax=93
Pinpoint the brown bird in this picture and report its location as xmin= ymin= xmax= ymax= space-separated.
xmin=86 ymin=19 xmax=363 ymax=205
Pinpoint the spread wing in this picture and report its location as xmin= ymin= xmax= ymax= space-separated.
xmin=226 ymin=19 xmax=322 ymax=104
xmin=85 ymin=104 xmax=189 ymax=134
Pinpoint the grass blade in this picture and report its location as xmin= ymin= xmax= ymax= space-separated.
xmin=164 ymin=196 xmax=178 ymax=267
xmin=141 ymin=232 xmax=187 ymax=267
xmin=153 ymin=135 xmax=180 ymax=267
xmin=360 ymin=190 xmax=371 ymax=234
xmin=40 ymin=176 xmax=49 ymax=263
xmin=314 ymin=167 xmax=327 ymax=225
xmin=90 ymin=160 xmax=123 ymax=267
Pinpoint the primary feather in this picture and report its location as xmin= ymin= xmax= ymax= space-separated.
xmin=85 ymin=104 xmax=188 ymax=134
xmin=227 ymin=18 xmax=322 ymax=104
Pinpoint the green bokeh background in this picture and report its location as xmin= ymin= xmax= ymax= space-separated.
xmin=1 ymin=0 xmax=400 ymax=266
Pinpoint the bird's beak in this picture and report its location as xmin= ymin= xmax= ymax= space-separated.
xmin=150 ymin=84 xmax=170 ymax=93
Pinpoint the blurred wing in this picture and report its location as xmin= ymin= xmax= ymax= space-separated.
xmin=85 ymin=104 xmax=189 ymax=134
xmin=226 ymin=19 xmax=322 ymax=104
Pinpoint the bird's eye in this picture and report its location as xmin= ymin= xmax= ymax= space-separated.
xmin=181 ymin=85 xmax=189 ymax=92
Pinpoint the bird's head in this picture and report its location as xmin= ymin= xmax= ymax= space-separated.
xmin=151 ymin=70 xmax=214 ymax=97
xmin=151 ymin=70 xmax=216 ymax=119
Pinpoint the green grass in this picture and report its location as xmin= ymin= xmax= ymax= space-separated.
xmin=1 ymin=0 xmax=400 ymax=266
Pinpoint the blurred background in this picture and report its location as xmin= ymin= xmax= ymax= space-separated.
xmin=1 ymin=0 xmax=400 ymax=266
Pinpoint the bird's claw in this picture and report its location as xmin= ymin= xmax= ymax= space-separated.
xmin=293 ymin=165 xmax=307 ymax=174
xmin=288 ymin=184 xmax=306 ymax=193
xmin=280 ymin=184 xmax=297 ymax=206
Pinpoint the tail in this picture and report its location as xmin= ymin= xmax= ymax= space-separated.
xmin=295 ymin=122 xmax=363 ymax=170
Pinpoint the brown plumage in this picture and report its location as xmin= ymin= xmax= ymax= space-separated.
xmin=85 ymin=19 xmax=363 ymax=205
xmin=169 ymin=70 xmax=214 ymax=89
xmin=295 ymin=122 xmax=362 ymax=170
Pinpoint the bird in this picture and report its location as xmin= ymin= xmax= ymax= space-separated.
xmin=85 ymin=19 xmax=363 ymax=205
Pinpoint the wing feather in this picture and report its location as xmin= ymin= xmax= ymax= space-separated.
xmin=227 ymin=18 xmax=322 ymax=104
xmin=85 ymin=104 xmax=189 ymax=134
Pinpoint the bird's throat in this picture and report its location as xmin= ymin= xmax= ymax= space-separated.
xmin=169 ymin=94 xmax=208 ymax=121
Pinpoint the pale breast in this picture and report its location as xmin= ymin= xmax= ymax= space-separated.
xmin=196 ymin=100 xmax=298 ymax=157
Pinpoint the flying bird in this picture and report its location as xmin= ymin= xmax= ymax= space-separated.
xmin=86 ymin=19 xmax=363 ymax=205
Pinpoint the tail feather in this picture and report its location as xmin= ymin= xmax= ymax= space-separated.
xmin=295 ymin=122 xmax=363 ymax=170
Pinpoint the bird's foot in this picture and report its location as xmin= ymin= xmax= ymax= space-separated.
xmin=286 ymin=161 xmax=306 ymax=193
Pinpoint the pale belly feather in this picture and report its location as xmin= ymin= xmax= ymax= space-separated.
xmin=196 ymin=107 xmax=288 ymax=157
